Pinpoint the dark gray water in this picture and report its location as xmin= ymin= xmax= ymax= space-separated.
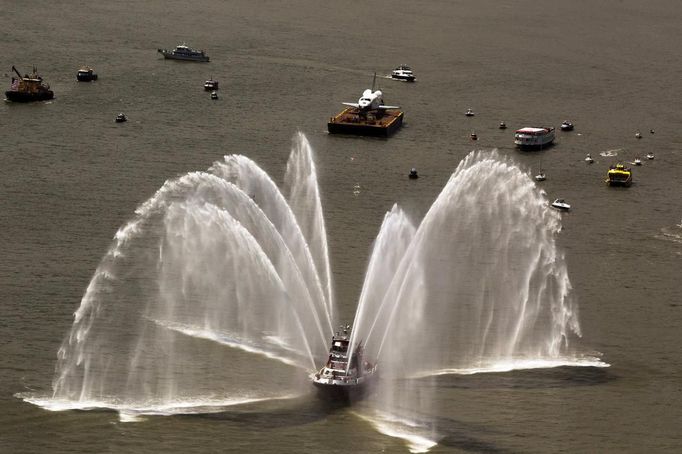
xmin=2 ymin=0 xmax=681 ymax=452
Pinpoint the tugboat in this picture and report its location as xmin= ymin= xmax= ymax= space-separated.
xmin=204 ymin=78 xmax=219 ymax=90
xmin=312 ymin=325 xmax=378 ymax=401
xmin=5 ymin=66 xmax=54 ymax=102
xmin=606 ymin=163 xmax=633 ymax=187
xmin=115 ymin=113 xmax=127 ymax=123
xmin=390 ymin=65 xmax=415 ymax=82
xmin=76 ymin=66 xmax=98 ymax=81
xmin=560 ymin=120 xmax=574 ymax=131
xmin=157 ymin=43 xmax=209 ymax=62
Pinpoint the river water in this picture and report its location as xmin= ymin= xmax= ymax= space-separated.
xmin=2 ymin=0 xmax=681 ymax=452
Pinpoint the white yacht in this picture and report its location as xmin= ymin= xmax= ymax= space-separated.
xmin=157 ymin=44 xmax=209 ymax=62
xmin=514 ymin=127 xmax=555 ymax=149
xmin=551 ymin=199 xmax=571 ymax=211
xmin=390 ymin=65 xmax=415 ymax=82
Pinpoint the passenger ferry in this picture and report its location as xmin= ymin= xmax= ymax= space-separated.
xmin=605 ymin=163 xmax=633 ymax=187
xmin=157 ymin=44 xmax=209 ymax=62
xmin=312 ymin=325 xmax=377 ymax=401
xmin=514 ymin=127 xmax=555 ymax=149
xmin=391 ymin=65 xmax=415 ymax=82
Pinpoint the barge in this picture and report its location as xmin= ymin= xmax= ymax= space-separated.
xmin=328 ymin=107 xmax=403 ymax=137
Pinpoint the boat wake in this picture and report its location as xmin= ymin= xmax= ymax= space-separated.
xmin=353 ymin=410 xmax=438 ymax=453
xmin=16 ymin=393 xmax=297 ymax=422
xmin=409 ymin=355 xmax=609 ymax=379
xmin=149 ymin=318 xmax=309 ymax=370
xmin=599 ymin=148 xmax=622 ymax=157
xmin=655 ymin=221 xmax=682 ymax=246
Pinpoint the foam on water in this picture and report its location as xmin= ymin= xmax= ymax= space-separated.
xmin=354 ymin=410 xmax=438 ymax=453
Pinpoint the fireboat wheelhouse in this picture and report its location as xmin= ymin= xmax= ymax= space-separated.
xmin=312 ymin=325 xmax=377 ymax=401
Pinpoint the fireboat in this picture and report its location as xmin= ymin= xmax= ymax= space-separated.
xmin=312 ymin=325 xmax=377 ymax=401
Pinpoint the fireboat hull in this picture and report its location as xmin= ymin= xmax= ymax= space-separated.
xmin=5 ymin=90 xmax=54 ymax=102
xmin=312 ymin=378 xmax=376 ymax=402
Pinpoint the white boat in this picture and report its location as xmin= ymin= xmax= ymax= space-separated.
xmin=560 ymin=120 xmax=574 ymax=131
xmin=551 ymin=199 xmax=571 ymax=211
xmin=585 ymin=154 xmax=594 ymax=163
xmin=210 ymin=91 xmax=218 ymax=100
xmin=535 ymin=172 xmax=546 ymax=181
xmin=635 ymin=131 xmax=642 ymax=139
xmin=204 ymin=78 xmax=219 ymax=90
xmin=390 ymin=65 xmax=415 ymax=82
xmin=515 ymin=127 xmax=555 ymax=149
xmin=465 ymin=108 xmax=475 ymax=117
xmin=499 ymin=121 xmax=507 ymax=129
xmin=633 ymin=157 xmax=642 ymax=166
xmin=157 ymin=44 xmax=209 ymax=62
xmin=646 ymin=152 xmax=655 ymax=160
xmin=115 ymin=113 xmax=127 ymax=123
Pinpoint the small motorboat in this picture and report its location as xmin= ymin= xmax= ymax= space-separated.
xmin=115 ymin=113 xmax=127 ymax=123
xmin=210 ymin=90 xmax=218 ymax=100
xmin=633 ymin=157 xmax=642 ymax=166
xmin=560 ymin=121 xmax=574 ymax=131
xmin=470 ymin=132 xmax=478 ymax=140
xmin=646 ymin=152 xmax=655 ymax=160
xmin=649 ymin=129 xmax=655 ymax=134
xmin=204 ymin=78 xmax=219 ymax=90
xmin=585 ymin=154 xmax=594 ymax=164
xmin=499 ymin=121 xmax=507 ymax=129
xmin=408 ymin=168 xmax=419 ymax=179
xmin=465 ymin=108 xmax=475 ymax=117
xmin=535 ymin=171 xmax=546 ymax=182
xmin=76 ymin=66 xmax=98 ymax=82
xmin=551 ymin=199 xmax=571 ymax=211
xmin=635 ymin=131 xmax=642 ymax=139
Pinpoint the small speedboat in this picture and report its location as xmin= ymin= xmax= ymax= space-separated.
xmin=635 ymin=131 xmax=642 ymax=139
xmin=551 ymin=199 xmax=571 ymax=211
xmin=633 ymin=157 xmax=642 ymax=166
xmin=585 ymin=154 xmax=594 ymax=164
xmin=499 ymin=121 xmax=507 ymax=129
xmin=210 ymin=90 xmax=218 ymax=100
xmin=115 ymin=113 xmax=127 ymax=123
xmin=535 ymin=172 xmax=546 ymax=182
xmin=646 ymin=152 xmax=655 ymax=160
xmin=470 ymin=132 xmax=478 ymax=140
xmin=560 ymin=121 xmax=574 ymax=131
xmin=465 ymin=108 xmax=475 ymax=117
xmin=204 ymin=78 xmax=219 ymax=90
xmin=408 ymin=168 xmax=419 ymax=179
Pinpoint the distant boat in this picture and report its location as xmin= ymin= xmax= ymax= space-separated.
xmin=551 ymin=199 xmax=571 ymax=211
xmin=633 ymin=157 xmax=642 ymax=166
xmin=408 ymin=168 xmax=419 ymax=179
xmin=204 ymin=78 xmax=218 ymax=90
xmin=390 ymin=65 xmax=415 ymax=82
xmin=210 ymin=90 xmax=218 ymax=100
xmin=499 ymin=121 xmax=507 ymax=129
xmin=5 ymin=66 xmax=54 ymax=102
xmin=560 ymin=120 xmax=574 ymax=131
xmin=115 ymin=113 xmax=127 ymax=123
xmin=635 ymin=131 xmax=642 ymax=139
xmin=646 ymin=152 xmax=655 ymax=160
xmin=515 ymin=127 xmax=555 ymax=149
xmin=76 ymin=66 xmax=98 ymax=82
xmin=465 ymin=108 xmax=475 ymax=117
xmin=585 ymin=154 xmax=594 ymax=164
xmin=606 ymin=163 xmax=633 ymax=187
xmin=535 ymin=171 xmax=546 ymax=181
xmin=470 ymin=132 xmax=478 ymax=140
xmin=157 ymin=44 xmax=209 ymax=62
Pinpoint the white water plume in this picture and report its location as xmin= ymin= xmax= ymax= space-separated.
xmin=46 ymin=133 xmax=332 ymax=416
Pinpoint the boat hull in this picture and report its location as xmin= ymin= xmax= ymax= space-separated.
xmin=312 ymin=375 xmax=376 ymax=402
xmin=77 ymin=73 xmax=98 ymax=82
xmin=5 ymin=90 xmax=54 ymax=102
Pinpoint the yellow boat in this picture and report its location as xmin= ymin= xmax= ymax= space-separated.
xmin=606 ymin=163 xmax=633 ymax=187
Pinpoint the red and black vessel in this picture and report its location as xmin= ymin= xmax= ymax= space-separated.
xmin=5 ymin=66 xmax=54 ymax=102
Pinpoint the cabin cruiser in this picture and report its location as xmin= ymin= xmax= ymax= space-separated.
xmin=585 ymin=154 xmax=594 ymax=164
xmin=390 ymin=65 xmax=415 ymax=82
xmin=465 ymin=108 xmax=475 ymax=117
xmin=76 ymin=66 xmax=98 ymax=82
xmin=560 ymin=120 xmax=574 ymax=131
xmin=646 ymin=152 xmax=655 ymax=160
xmin=312 ymin=325 xmax=377 ymax=401
xmin=409 ymin=168 xmax=419 ymax=179
xmin=210 ymin=90 xmax=218 ymax=100
xmin=157 ymin=44 xmax=209 ymax=62
xmin=606 ymin=163 xmax=633 ymax=187
xmin=5 ymin=66 xmax=53 ymax=102
xmin=633 ymin=157 xmax=642 ymax=166
xmin=551 ymin=199 xmax=571 ymax=211
xmin=514 ymin=127 xmax=555 ymax=149
xmin=115 ymin=113 xmax=127 ymax=123
xmin=204 ymin=78 xmax=218 ymax=90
